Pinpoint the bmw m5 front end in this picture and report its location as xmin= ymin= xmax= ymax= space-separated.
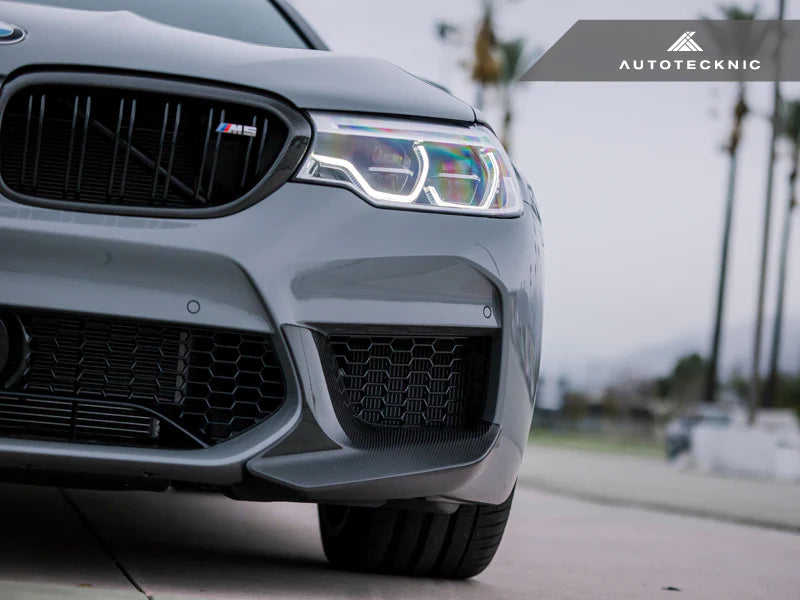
xmin=0 ymin=0 xmax=543 ymax=578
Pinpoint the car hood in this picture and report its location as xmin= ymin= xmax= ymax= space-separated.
xmin=0 ymin=1 xmax=475 ymax=123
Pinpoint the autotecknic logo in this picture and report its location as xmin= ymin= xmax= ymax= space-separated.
xmin=519 ymin=20 xmax=793 ymax=82
xmin=618 ymin=29 xmax=760 ymax=73
xmin=667 ymin=31 xmax=703 ymax=52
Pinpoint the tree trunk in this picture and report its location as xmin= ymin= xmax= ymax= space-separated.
xmin=476 ymin=84 xmax=486 ymax=111
xmin=704 ymin=148 xmax=740 ymax=403
xmin=763 ymin=150 xmax=798 ymax=407
xmin=750 ymin=0 xmax=786 ymax=422
xmin=502 ymin=88 xmax=513 ymax=154
xmin=704 ymin=88 xmax=747 ymax=404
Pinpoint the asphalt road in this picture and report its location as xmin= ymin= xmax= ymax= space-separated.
xmin=1 ymin=480 xmax=799 ymax=600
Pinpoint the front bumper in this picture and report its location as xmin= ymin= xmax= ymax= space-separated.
xmin=0 ymin=182 xmax=543 ymax=506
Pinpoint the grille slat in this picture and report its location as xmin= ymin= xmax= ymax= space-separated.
xmin=195 ymin=107 xmax=213 ymax=203
xmin=164 ymin=103 xmax=181 ymax=200
xmin=75 ymin=95 xmax=91 ymax=197
xmin=207 ymin=108 xmax=224 ymax=200
xmin=64 ymin=95 xmax=79 ymax=194
xmin=325 ymin=335 xmax=490 ymax=430
xmin=151 ymin=101 xmax=169 ymax=199
xmin=0 ymin=308 xmax=286 ymax=447
xmin=120 ymin=97 xmax=136 ymax=198
xmin=240 ymin=115 xmax=258 ymax=190
xmin=21 ymin=94 xmax=32 ymax=185
xmin=107 ymin=98 xmax=124 ymax=197
xmin=0 ymin=79 xmax=295 ymax=213
xmin=32 ymin=94 xmax=45 ymax=188
xmin=256 ymin=117 xmax=269 ymax=178
xmin=0 ymin=394 xmax=159 ymax=442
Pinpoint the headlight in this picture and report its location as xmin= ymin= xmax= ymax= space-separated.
xmin=296 ymin=112 xmax=523 ymax=216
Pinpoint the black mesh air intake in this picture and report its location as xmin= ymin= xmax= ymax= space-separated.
xmin=0 ymin=72 xmax=310 ymax=216
xmin=0 ymin=308 xmax=285 ymax=448
xmin=323 ymin=335 xmax=491 ymax=430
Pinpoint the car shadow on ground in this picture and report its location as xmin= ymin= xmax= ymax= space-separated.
xmin=0 ymin=483 xmax=491 ymax=599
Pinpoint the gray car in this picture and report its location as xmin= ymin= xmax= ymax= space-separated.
xmin=0 ymin=0 xmax=543 ymax=578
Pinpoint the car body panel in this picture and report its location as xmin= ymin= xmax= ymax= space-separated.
xmin=0 ymin=1 xmax=475 ymax=122
xmin=0 ymin=1 xmax=543 ymax=507
xmin=0 ymin=182 xmax=543 ymax=505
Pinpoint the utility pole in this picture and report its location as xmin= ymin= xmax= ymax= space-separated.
xmin=750 ymin=0 xmax=786 ymax=420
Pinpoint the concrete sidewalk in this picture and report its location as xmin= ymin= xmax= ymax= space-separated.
xmin=0 ymin=582 xmax=140 ymax=600
xmin=3 ymin=483 xmax=800 ymax=599
xmin=520 ymin=444 xmax=800 ymax=532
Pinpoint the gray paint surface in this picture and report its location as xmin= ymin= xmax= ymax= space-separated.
xmin=0 ymin=1 xmax=475 ymax=122
xmin=0 ymin=181 xmax=543 ymax=505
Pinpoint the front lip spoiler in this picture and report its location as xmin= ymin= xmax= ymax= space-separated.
xmin=246 ymin=424 xmax=501 ymax=503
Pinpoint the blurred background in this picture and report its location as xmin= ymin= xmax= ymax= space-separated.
xmin=293 ymin=0 xmax=800 ymax=480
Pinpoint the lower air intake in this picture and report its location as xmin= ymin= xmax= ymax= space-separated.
xmin=324 ymin=335 xmax=491 ymax=429
xmin=0 ymin=308 xmax=286 ymax=448
xmin=0 ymin=394 xmax=169 ymax=446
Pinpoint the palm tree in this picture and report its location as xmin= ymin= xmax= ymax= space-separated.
xmin=471 ymin=1 xmax=501 ymax=111
xmin=764 ymin=98 xmax=800 ymax=406
xmin=750 ymin=0 xmax=785 ymax=416
xmin=497 ymin=39 xmax=540 ymax=154
xmin=702 ymin=4 xmax=765 ymax=407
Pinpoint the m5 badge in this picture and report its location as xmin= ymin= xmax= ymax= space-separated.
xmin=217 ymin=122 xmax=257 ymax=137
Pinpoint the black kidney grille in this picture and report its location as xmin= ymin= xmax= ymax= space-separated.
xmin=0 ymin=83 xmax=288 ymax=211
xmin=0 ymin=309 xmax=285 ymax=447
xmin=326 ymin=335 xmax=491 ymax=429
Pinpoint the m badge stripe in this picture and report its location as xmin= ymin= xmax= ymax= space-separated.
xmin=216 ymin=122 xmax=257 ymax=137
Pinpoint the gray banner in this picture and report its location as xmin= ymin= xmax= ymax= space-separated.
xmin=521 ymin=20 xmax=800 ymax=82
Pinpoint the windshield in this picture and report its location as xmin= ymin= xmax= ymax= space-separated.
xmin=12 ymin=0 xmax=310 ymax=48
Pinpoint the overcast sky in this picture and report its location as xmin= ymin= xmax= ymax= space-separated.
xmin=291 ymin=0 xmax=800 ymax=381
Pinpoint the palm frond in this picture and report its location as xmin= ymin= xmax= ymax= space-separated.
xmin=717 ymin=3 xmax=760 ymax=20
xmin=498 ymin=39 xmax=542 ymax=85
xmin=780 ymin=100 xmax=800 ymax=145
xmin=701 ymin=3 xmax=767 ymax=63
xmin=499 ymin=39 xmax=524 ymax=83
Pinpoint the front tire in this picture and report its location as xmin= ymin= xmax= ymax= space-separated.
xmin=318 ymin=488 xmax=514 ymax=579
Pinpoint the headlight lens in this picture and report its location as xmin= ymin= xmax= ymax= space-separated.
xmin=296 ymin=112 xmax=523 ymax=216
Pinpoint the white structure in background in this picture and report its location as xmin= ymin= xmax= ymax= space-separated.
xmin=535 ymin=375 xmax=568 ymax=411
xmin=692 ymin=410 xmax=800 ymax=482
